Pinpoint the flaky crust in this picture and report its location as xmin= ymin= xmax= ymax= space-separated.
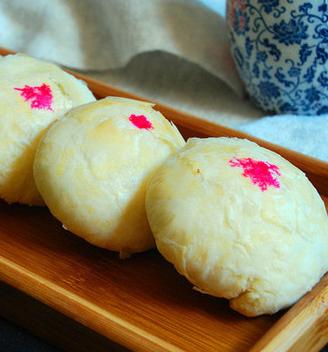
xmin=146 ymin=137 xmax=328 ymax=316
xmin=34 ymin=97 xmax=185 ymax=255
xmin=0 ymin=54 xmax=95 ymax=205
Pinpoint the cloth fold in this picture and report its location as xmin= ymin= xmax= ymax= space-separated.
xmin=0 ymin=0 xmax=327 ymax=161
xmin=0 ymin=0 xmax=243 ymax=96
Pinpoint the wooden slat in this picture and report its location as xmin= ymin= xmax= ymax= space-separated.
xmin=0 ymin=282 xmax=127 ymax=352
xmin=0 ymin=200 xmax=277 ymax=352
xmin=251 ymin=273 xmax=328 ymax=352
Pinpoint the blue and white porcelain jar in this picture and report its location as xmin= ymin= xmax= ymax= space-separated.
xmin=227 ymin=0 xmax=328 ymax=115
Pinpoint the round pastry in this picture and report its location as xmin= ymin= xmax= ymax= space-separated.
xmin=0 ymin=54 xmax=95 ymax=205
xmin=34 ymin=97 xmax=185 ymax=256
xmin=146 ymin=137 xmax=328 ymax=316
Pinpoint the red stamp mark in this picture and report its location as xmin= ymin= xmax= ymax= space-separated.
xmin=129 ymin=114 xmax=153 ymax=130
xmin=229 ymin=157 xmax=281 ymax=191
xmin=15 ymin=83 xmax=53 ymax=111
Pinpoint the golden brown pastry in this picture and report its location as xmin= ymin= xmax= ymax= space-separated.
xmin=146 ymin=137 xmax=328 ymax=316
xmin=34 ymin=97 xmax=185 ymax=256
xmin=0 ymin=54 xmax=95 ymax=205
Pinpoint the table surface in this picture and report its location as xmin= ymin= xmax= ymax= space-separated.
xmin=0 ymin=317 xmax=60 ymax=352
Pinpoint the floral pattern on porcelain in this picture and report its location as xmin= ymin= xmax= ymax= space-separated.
xmin=227 ymin=0 xmax=328 ymax=115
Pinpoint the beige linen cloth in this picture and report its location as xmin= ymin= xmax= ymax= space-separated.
xmin=0 ymin=0 xmax=260 ymax=124
xmin=0 ymin=0 xmax=327 ymax=160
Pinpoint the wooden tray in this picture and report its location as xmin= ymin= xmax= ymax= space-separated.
xmin=0 ymin=48 xmax=327 ymax=352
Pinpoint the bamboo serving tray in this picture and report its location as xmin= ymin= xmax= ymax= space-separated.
xmin=0 ymin=48 xmax=328 ymax=352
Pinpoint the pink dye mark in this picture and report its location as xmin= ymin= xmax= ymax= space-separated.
xmin=15 ymin=83 xmax=53 ymax=111
xmin=229 ymin=157 xmax=281 ymax=191
xmin=129 ymin=114 xmax=153 ymax=130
